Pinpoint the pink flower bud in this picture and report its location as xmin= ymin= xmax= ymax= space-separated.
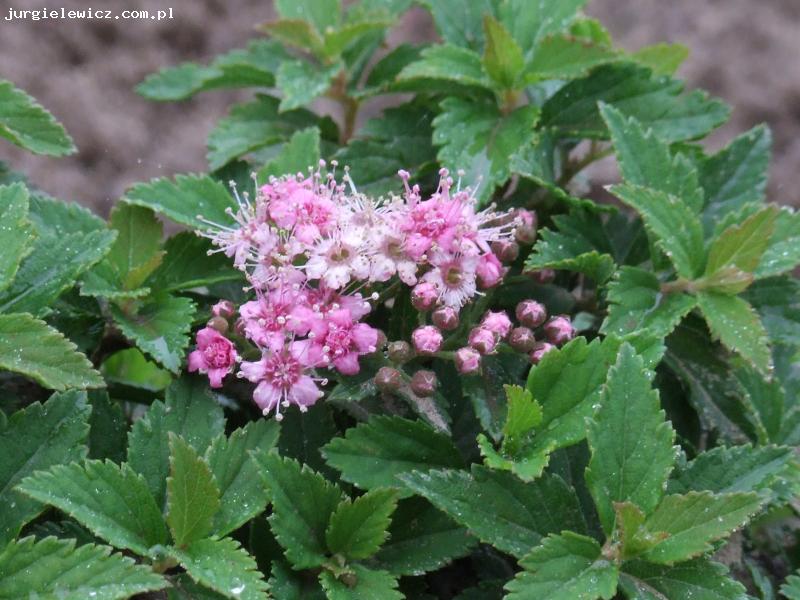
xmin=529 ymin=341 xmax=555 ymax=364
xmin=207 ymin=316 xmax=229 ymax=334
xmin=516 ymin=300 xmax=547 ymax=328
xmin=375 ymin=366 xmax=402 ymax=392
xmin=515 ymin=209 xmax=538 ymax=244
xmin=469 ymin=327 xmax=497 ymax=355
xmin=410 ymin=370 xmax=438 ymax=397
xmin=529 ymin=268 xmax=555 ymax=284
xmin=412 ymin=325 xmax=443 ymax=355
xmin=411 ymin=282 xmax=439 ymax=312
xmin=455 ymin=347 xmax=481 ymax=374
xmin=509 ymin=327 xmax=536 ymax=352
xmin=481 ymin=311 xmax=512 ymax=339
xmin=212 ymin=300 xmax=236 ymax=318
xmin=491 ymin=240 xmax=520 ymax=263
xmin=432 ymin=306 xmax=459 ymax=331
xmin=476 ymin=253 xmax=504 ymax=289
xmin=387 ymin=340 xmax=414 ymax=363
xmin=544 ymin=316 xmax=575 ymax=346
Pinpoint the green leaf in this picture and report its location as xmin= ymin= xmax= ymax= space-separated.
xmin=0 ymin=391 xmax=90 ymax=546
xmin=433 ymin=98 xmax=538 ymax=202
xmin=525 ymin=35 xmax=618 ymax=83
xmin=268 ymin=560 xmax=326 ymax=600
xmin=640 ymin=491 xmax=763 ymax=564
xmin=397 ymin=44 xmax=492 ymax=89
xmin=781 ymin=573 xmax=800 ymax=600
xmin=101 ymin=347 xmax=172 ymax=392
xmin=611 ymin=183 xmax=705 ymax=278
xmin=502 ymin=385 xmax=543 ymax=455
xmin=128 ymin=376 xmax=225 ymax=508
xmin=278 ymin=401 xmax=339 ymax=479
xmin=734 ymin=362 xmax=788 ymax=444
xmin=322 ymin=415 xmax=464 ymax=498
xmin=504 ymin=532 xmax=619 ymax=600
xmin=276 ymin=60 xmax=340 ymax=112
xmin=110 ymin=294 xmax=196 ymax=373
xmin=601 ymin=267 xmax=697 ymax=339
xmin=260 ymin=19 xmax=325 ymax=57
xmin=0 ymin=313 xmax=103 ymax=389
xmin=619 ymin=559 xmax=748 ymax=600
xmin=600 ymin=103 xmax=703 ymax=212
xmin=87 ymin=390 xmax=127 ymax=462
xmin=373 ymin=497 xmax=476 ymax=576
xmin=169 ymin=574 xmax=231 ymax=600
xmin=326 ymin=488 xmax=398 ymax=560
xmin=0 ymin=183 xmax=34 ymax=293
xmin=0 ymin=80 xmax=75 ymax=155
xmin=418 ymin=0 xmax=493 ymax=51
xmin=700 ymin=125 xmax=771 ymax=233
xmin=171 ymin=537 xmax=269 ymax=600
xmin=124 ymin=173 xmax=238 ymax=230
xmin=107 ymin=204 xmax=164 ymax=289
xmin=27 ymin=191 xmax=105 ymax=237
xmin=0 ymin=536 xmax=167 ymax=599
xmin=167 ymin=434 xmax=220 ymax=547
xmin=17 ymin=459 xmax=168 ymax=556
xmin=696 ymin=292 xmax=771 ymax=372
xmin=495 ymin=0 xmax=587 ymax=57
xmin=631 ymin=43 xmax=690 ymax=76
xmin=255 ymin=452 xmax=343 ymax=569
xmin=756 ymin=207 xmax=800 ymax=279
xmin=586 ymin=345 xmax=677 ymax=534
xmin=541 ymin=64 xmax=729 ymax=143
xmin=400 ymin=466 xmax=585 ymax=558
xmin=205 ymin=420 xmax=279 ymax=536
xmin=257 ymin=127 xmax=321 ymax=181
xmin=319 ymin=564 xmax=402 ymax=600
xmin=275 ymin=0 xmax=339 ymax=33
xmin=482 ymin=16 xmax=524 ymax=89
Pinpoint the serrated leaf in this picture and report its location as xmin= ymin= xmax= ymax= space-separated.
xmin=278 ymin=400 xmax=339 ymax=479
xmin=322 ymin=415 xmax=464 ymax=498
xmin=167 ymin=434 xmax=220 ymax=547
xmin=0 ymin=391 xmax=90 ymax=546
xmin=326 ymin=488 xmax=398 ymax=560
xmin=502 ymin=385 xmax=542 ymax=455
xmin=319 ymin=564 xmax=402 ymax=600
xmin=397 ymin=44 xmax=492 ymax=89
xmin=495 ymin=0 xmax=587 ymax=57
xmin=0 ymin=80 xmax=75 ymax=155
xmin=0 ymin=313 xmax=104 ymax=389
xmin=641 ymin=491 xmax=763 ymax=564
xmin=734 ymin=362 xmax=791 ymax=444
xmin=260 ymin=19 xmax=326 ymax=57
xmin=504 ymin=532 xmax=618 ymax=600
xmin=276 ymin=60 xmax=339 ymax=112
xmin=756 ymin=207 xmax=800 ymax=279
xmin=586 ymin=345 xmax=677 ymax=534
xmin=86 ymin=390 xmax=126 ymax=463
xmin=482 ymin=16 xmax=524 ymax=89
xmin=275 ymin=0 xmax=339 ymax=33
xmin=169 ymin=574 xmax=231 ymax=600
xmin=373 ymin=497 xmax=476 ymax=576
xmin=128 ymin=376 xmax=226 ymax=508
xmin=0 ymin=183 xmax=34 ymax=293
xmin=696 ymin=292 xmax=771 ymax=372
xmin=400 ymin=466 xmax=585 ymax=558
xmin=257 ymin=126 xmax=321 ymax=182
xmin=254 ymin=452 xmax=343 ymax=569
xmin=619 ymin=558 xmax=749 ymax=600
xmin=205 ymin=420 xmax=279 ymax=536
xmin=27 ymin=191 xmax=105 ymax=237
xmin=781 ymin=573 xmax=800 ymax=600
xmin=0 ymin=536 xmax=167 ymax=599
xmin=526 ymin=225 xmax=615 ymax=283
xmin=101 ymin=347 xmax=172 ymax=392
xmin=108 ymin=204 xmax=164 ymax=289
xmin=631 ymin=43 xmax=690 ymax=76
xmin=525 ymin=35 xmax=618 ymax=83
xmin=111 ymin=294 xmax=196 ymax=373
xmin=171 ymin=537 xmax=269 ymax=600
xmin=611 ymin=183 xmax=705 ymax=278
xmin=124 ymin=173 xmax=238 ymax=230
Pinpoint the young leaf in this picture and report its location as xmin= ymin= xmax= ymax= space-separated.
xmin=260 ymin=19 xmax=326 ymax=58
xmin=0 ymin=183 xmax=34 ymax=293
xmin=631 ymin=42 xmax=689 ymax=76
xmin=495 ymin=0 xmax=587 ymax=55
xmin=275 ymin=60 xmax=340 ymax=112
xmin=257 ymin=127 xmax=321 ymax=182
xmin=756 ymin=207 xmax=800 ymax=279
xmin=205 ymin=420 xmax=279 ymax=536
xmin=782 ymin=573 xmax=800 ymax=600
xmin=502 ymin=385 xmax=543 ymax=455
xmin=0 ymin=80 xmax=75 ymax=155
xmin=586 ymin=344 xmax=678 ymax=534
xmin=0 ymin=536 xmax=167 ymax=599
xmin=504 ymin=532 xmax=619 ymax=600
xmin=254 ymin=452 xmax=343 ymax=569
xmin=171 ymin=537 xmax=269 ymax=600
xmin=128 ymin=376 xmax=226 ymax=508
xmin=268 ymin=560 xmax=326 ymax=600
xmin=524 ymin=34 xmax=619 ymax=83
xmin=397 ymin=44 xmax=492 ymax=90
xmin=400 ymin=466 xmax=586 ymax=558
xmin=322 ymin=415 xmax=464 ymax=497
xmin=27 ymin=190 xmax=105 ymax=236
xmin=0 ymin=313 xmax=104 ymax=390
xmin=274 ymin=0 xmax=339 ymax=33
xmin=418 ymin=0 xmax=493 ymax=51
xmin=326 ymin=488 xmax=398 ymax=560
xmin=619 ymin=558 xmax=748 ymax=600
xmin=482 ymin=16 xmax=524 ymax=89
xmin=319 ymin=564 xmax=402 ymax=600
xmin=696 ymin=292 xmax=771 ymax=372
xmin=167 ymin=434 xmax=221 ymax=548
xmin=641 ymin=491 xmax=764 ymax=564
xmin=0 ymin=391 xmax=90 ymax=546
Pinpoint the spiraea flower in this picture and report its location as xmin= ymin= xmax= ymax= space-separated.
xmin=187 ymin=327 xmax=239 ymax=388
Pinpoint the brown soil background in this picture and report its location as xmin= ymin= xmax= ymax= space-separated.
xmin=1 ymin=0 xmax=798 ymax=214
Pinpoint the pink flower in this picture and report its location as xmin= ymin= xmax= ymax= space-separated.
xmin=304 ymin=232 xmax=371 ymax=289
xmin=476 ymin=252 xmax=504 ymax=289
xmin=468 ymin=327 xmax=497 ymax=355
xmin=421 ymin=252 xmax=478 ymax=308
xmin=265 ymin=177 xmax=338 ymax=244
xmin=455 ymin=347 xmax=481 ymax=374
xmin=188 ymin=327 xmax=239 ymax=388
xmin=412 ymin=325 xmax=443 ymax=355
xmin=481 ymin=311 xmax=512 ymax=339
xmin=238 ymin=290 xmax=296 ymax=351
xmin=309 ymin=309 xmax=379 ymax=375
xmin=411 ymin=282 xmax=439 ymax=312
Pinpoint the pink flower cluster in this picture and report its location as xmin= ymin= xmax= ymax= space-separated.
xmin=188 ymin=165 xmax=520 ymax=419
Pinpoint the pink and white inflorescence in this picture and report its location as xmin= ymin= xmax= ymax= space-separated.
xmin=189 ymin=164 xmax=519 ymax=419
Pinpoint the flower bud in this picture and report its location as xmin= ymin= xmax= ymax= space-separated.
xmin=529 ymin=341 xmax=555 ymax=364
xmin=515 ymin=209 xmax=538 ymax=244
xmin=481 ymin=311 xmax=512 ymax=339
xmin=410 ymin=370 xmax=438 ymax=397
xmin=544 ymin=315 xmax=575 ymax=346
xmin=432 ymin=306 xmax=459 ymax=331
xmin=476 ymin=253 xmax=504 ymax=289
xmin=372 ymin=329 xmax=387 ymax=353
xmin=508 ymin=327 xmax=536 ymax=353
xmin=455 ymin=347 xmax=481 ymax=374
xmin=207 ymin=316 xmax=229 ymax=334
xmin=374 ymin=366 xmax=402 ymax=392
xmin=411 ymin=282 xmax=438 ymax=312
xmin=468 ymin=327 xmax=497 ymax=355
xmin=412 ymin=325 xmax=443 ymax=355
xmin=211 ymin=300 xmax=236 ymax=318
xmin=529 ymin=268 xmax=555 ymax=284
xmin=515 ymin=300 xmax=547 ymax=328
xmin=387 ymin=340 xmax=413 ymax=364
xmin=492 ymin=240 xmax=519 ymax=263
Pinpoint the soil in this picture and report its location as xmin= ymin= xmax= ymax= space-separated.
xmin=0 ymin=0 xmax=797 ymax=214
